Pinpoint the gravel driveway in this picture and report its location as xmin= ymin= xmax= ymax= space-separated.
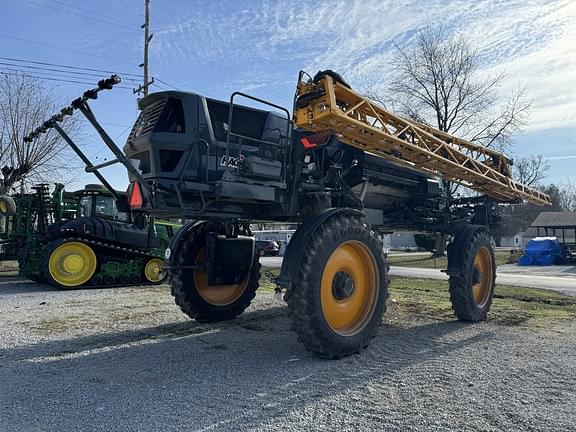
xmin=1 ymin=276 xmax=575 ymax=432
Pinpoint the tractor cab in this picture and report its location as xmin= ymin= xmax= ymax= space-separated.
xmin=75 ymin=185 xmax=129 ymax=222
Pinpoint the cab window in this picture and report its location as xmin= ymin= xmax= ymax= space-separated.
xmin=94 ymin=196 xmax=129 ymax=222
xmin=78 ymin=196 xmax=93 ymax=217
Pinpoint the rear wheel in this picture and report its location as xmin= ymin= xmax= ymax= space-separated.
xmin=287 ymin=214 xmax=388 ymax=359
xmin=448 ymin=230 xmax=496 ymax=321
xmin=45 ymin=240 xmax=98 ymax=288
xmin=171 ymin=223 xmax=260 ymax=323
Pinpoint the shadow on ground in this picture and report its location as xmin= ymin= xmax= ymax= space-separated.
xmin=0 ymin=303 xmax=493 ymax=431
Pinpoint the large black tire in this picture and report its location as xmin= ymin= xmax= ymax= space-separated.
xmin=287 ymin=214 xmax=388 ymax=359
xmin=0 ymin=195 xmax=16 ymax=216
xmin=448 ymin=230 xmax=496 ymax=321
xmin=171 ymin=223 xmax=260 ymax=323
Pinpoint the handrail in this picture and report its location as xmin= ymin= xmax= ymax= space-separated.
xmin=226 ymin=92 xmax=291 ymax=184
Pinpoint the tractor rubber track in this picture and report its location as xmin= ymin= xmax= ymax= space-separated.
xmin=42 ymin=237 xmax=166 ymax=289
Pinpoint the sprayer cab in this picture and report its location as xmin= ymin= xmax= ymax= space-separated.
xmin=123 ymin=91 xmax=291 ymax=217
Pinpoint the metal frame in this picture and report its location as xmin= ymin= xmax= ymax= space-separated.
xmin=293 ymin=74 xmax=551 ymax=206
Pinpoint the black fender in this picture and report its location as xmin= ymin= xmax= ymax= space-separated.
xmin=165 ymin=220 xmax=206 ymax=266
xmin=445 ymin=225 xmax=488 ymax=277
xmin=277 ymin=208 xmax=364 ymax=291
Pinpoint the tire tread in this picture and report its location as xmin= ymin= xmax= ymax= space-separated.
xmin=287 ymin=214 xmax=388 ymax=359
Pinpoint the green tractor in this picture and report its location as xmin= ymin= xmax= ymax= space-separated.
xmin=0 ymin=183 xmax=180 ymax=288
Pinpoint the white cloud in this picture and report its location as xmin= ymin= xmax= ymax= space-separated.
xmin=151 ymin=0 xmax=576 ymax=131
xmin=546 ymin=155 xmax=576 ymax=161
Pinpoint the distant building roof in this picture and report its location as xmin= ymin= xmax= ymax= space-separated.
xmin=531 ymin=211 xmax=576 ymax=228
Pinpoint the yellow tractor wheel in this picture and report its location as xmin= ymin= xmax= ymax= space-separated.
xmin=448 ymin=228 xmax=496 ymax=321
xmin=144 ymin=258 xmax=166 ymax=284
xmin=192 ymin=248 xmax=250 ymax=306
xmin=170 ymin=222 xmax=260 ymax=323
xmin=287 ymin=214 xmax=388 ymax=359
xmin=320 ymin=241 xmax=379 ymax=336
xmin=47 ymin=241 xmax=98 ymax=288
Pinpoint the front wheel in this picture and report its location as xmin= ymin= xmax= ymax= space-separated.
xmin=287 ymin=214 xmax=388 ymax=359
xmin=448 ymin=230 xmax=496 ymax=321
xmin=170 ymin=223 xmax=260 ymax=323
xmin=143 ymin=258 xmax=166 ymax=284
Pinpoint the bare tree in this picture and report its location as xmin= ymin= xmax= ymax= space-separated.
xmin=0 ymin=73 xmax=79 ymax=194
xmin=512 ymin=154 xmax=549 ymax=187
xmin=382 ymin=26 xmax=531 ymax=156
xmin=373 ymin=26 xmax=532 ymax=254
xmin=559 ymin=180 xmax=576 ymax=211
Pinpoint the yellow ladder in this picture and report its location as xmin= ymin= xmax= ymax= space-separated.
xmin=293 ymin=74 xmax=551 ymax=206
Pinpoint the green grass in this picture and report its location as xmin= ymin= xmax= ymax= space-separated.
xmin=388 ymin=277 xmax=576 ymax=328
xmin=387 ymin=250 xmax=511 ymax=269
xmin=258 ymin=269 xmax=576 ymax=329
xmin=259 ymin=266 xmax=279 ymax=292
xmin=35 ymin=269 xmax=576 ymax=336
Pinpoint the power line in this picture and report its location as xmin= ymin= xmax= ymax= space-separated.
xmin=0 ymin=56 xmax=142 ymax=78
xmin=154 ymin=77 xmax=179 ymax=90
xmin=0 ymin=63 xmax=141 ymax=83
xmin=20 ymin=0 xmax=139 ymax=32
xmin=151 ymin=82 xmax=168 ymax=91
xmin=49 ymin=0 xmax=140 ymax=27
xmin=0 ymin=56 xmax=180 ymax=96
xmin=0 ymin=70 xmax=133 ymax=89
xmin=87 ymin=124 xmax=133 ymax=160
xmin=0 ymin=33 xmax=137 ymax=66
xmin=100 ymin=122 xmax=132 ymax=128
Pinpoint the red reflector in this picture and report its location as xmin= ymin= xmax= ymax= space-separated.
xmin=128 ymin=182 xmax=143 ymax=209
xmin=300 ymin=137 xmax=317 ymax=149
xmin=300 ymin=132 xmax=331 ymax=149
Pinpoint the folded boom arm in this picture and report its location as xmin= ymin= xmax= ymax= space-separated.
xmin=293 ymin=72 xmax=551 ymax=206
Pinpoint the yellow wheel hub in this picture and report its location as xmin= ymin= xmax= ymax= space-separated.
xmin=48 ymin=242 xmax=97 ymax=287
xmin=144 ymin=258 xmax=165 ymax=283
xmin=320 ymin=241 xmax=378 ymax=336
xmin=472 ymin=247 xmax=493 ymax=307
xmin=193 ymin=248 xmax=249 ymax=306
xmin=62 ymin=255 xmax=84 ymax=273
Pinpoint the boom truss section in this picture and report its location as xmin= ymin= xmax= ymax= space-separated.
xmin=294 ymin=73 xmax=551 ymax=206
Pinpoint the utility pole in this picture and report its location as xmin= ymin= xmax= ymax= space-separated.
xmin=134 ymin=0 xmax=154 ymax=96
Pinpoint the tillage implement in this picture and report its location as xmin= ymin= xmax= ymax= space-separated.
xmin=25 ymin=72 xmax=550 ymax=358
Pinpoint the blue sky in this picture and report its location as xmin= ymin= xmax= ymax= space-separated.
xmin=2 ymin=0 xmax=575 ymax=190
